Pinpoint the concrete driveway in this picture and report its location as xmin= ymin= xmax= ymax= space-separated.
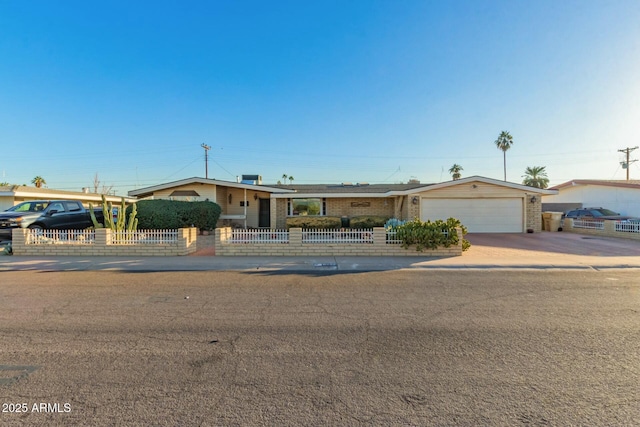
xmin=449 ymin=231 xmax=640 ymax=269
xmin=466 ymin=231 xmax=640 ymax=257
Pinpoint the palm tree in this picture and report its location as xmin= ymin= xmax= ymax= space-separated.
xmin=448 ymin=164 xmax=463 ymax=180
xmin=288 ymin=176 xmax=294 ymax=184
xmin=522 ymin=166 xmax=549 ymax=189
xmin=32 ymin=176 xmax=46 ymax=188
xmin=282 ymin=174 xmax=288 ymax=184
xmin=494 ymin=131 xmax=514 ymax=181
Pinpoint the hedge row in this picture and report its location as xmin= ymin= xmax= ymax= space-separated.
xmin=348 ymin=215 xmax=389 ymax=228
xmin=285 ymin=215 xmax=390 ymax=229
xmin=128 ymin=200 xmax=222 ymax=231
xmin=286 ymin=216 xmax=342 ymax=229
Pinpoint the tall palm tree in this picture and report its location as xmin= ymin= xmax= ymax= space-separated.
xmin=448 ymin=164 xmax=463 ymax=180
xmin=494 ymin=131 xmax=514 ymax=181
xmin=32 ymin=176 xmax=46 ymax=188
xmin=522 ymin=166 xmax=549 ymax=189
xmin=288 ymin=176 xmax=294 ymax=184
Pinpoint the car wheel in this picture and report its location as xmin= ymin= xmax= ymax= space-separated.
xmin=28 ymin=224 xmax=44 ymax=236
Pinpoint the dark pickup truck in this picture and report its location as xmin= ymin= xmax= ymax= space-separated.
xmin=0 ymin=200 xmax=105 ymax=240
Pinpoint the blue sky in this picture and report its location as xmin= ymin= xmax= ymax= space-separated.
xmin=1 ymin=0 xmax=639 ymax=195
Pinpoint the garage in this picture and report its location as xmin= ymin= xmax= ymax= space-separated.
xmin=421 ymin=198 xmax=523 ymax=233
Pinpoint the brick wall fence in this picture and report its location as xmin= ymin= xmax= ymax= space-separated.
xmin=215 ymin=227 xmax=463 ymax=257
xmin=12 ymin=228 xmax=198 ymax=256
xmin=562 ymin=219 xmax=640 ymax=240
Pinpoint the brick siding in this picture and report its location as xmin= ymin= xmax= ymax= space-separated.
xmin=527 ymin=196 xmax=542 ymax=232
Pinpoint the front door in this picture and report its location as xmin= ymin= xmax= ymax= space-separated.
xmin=258 ymin=199 xmax=271 ymax=228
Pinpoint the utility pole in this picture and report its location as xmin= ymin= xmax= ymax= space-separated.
xmin=201 ymin=143 xmax=211 ymax=179
xmin=618 ymin=146 xmax=638 ymax=180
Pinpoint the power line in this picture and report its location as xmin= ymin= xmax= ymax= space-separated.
xmin=618 ymin=146 xmax=638 ymax=180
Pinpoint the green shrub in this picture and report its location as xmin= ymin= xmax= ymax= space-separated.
xmin=131 ymin=200 xmax=222 ymax=231
xmin=286 ymin=216 xmax=342 ymax=229
xmin=384 ymin=218 xmax=407 ymax=231
xmin=349 ymin=215 xmax=390 ymax=229
xmin=395 ymin=217 xmax=470 ymax=252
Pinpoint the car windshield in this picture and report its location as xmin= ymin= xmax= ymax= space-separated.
xmin=593 ymin=209 xmax=618 ymax=217
xmin=6 ymin=202 xmax=50 ymax=212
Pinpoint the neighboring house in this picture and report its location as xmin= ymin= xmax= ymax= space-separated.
xmin=129 ymin=175 xmax=557 ymax=233
xmin=543 ymin=180 xmax=640 ymax=217
xmin=0 ymin=185 xmax=134 ymax=212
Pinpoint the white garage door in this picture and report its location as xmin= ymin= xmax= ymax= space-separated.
xmin=421 ymin=198 xmax=523 ymax=233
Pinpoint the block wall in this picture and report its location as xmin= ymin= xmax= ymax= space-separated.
xmin=562 ymin=219 xmax=640 ymax=240
xmin=12 ymin=228 xmax=198 ymax=256
xmin=215 ymin=227 xmax=463 ymax=257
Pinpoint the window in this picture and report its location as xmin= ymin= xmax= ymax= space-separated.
xmin=288 ymin=198 xmax=325 ymax=216
xmin=49 ymin=202 xmax=64 ymax=213
xmin=8 ymin=202 xmax=49 ymax=212
xmin=67 ymin=201 xmax=82 ymax=212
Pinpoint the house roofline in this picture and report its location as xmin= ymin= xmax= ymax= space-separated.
xmin=550 ymin=179 xmax=640 ymax=190
xmin=268 ymin=176 xmax=559 ymax=198
xmin=0 ymin=186 xmax=135 ymax=203
xmin=126 ymin=175 xmax=558 ymax=200
xmin=411 ymin=176 xmax=558 ymax=195
xmin=128 ymin=177 xmax=296 ymax=198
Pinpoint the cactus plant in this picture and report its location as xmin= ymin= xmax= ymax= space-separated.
xmin=89 ymin=195 xmax=138 ymax=231
xmin=127 ymin=203 xmax=138 ymax=231
xmin=88 ymin=204 xmax=103 ymax=228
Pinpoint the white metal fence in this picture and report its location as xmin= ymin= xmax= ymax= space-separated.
xmin=224 ymin=229 xmax=451 ymax=244
xmin=230 ymin=229 xmax=289 ymax=243
xmin=302 ymin=229 xmax=374 ymax=244
xmin=615 ymin=221 xmax=640 ymax=233
xmin=385 ymin=231 xmax=402 ymax=244
xmin=109 ymin=229 xmax=178 ymax=245
xmin=25 ymin=229 xmax=95 ymax=245
xmin=572 ymin=219 xmax=604 ymax=230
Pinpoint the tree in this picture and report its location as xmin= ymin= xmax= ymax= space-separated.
xmin=288 ymin=176 xmax=294 ymax=184
xmin=282 ymin=174 xmax=288 ymax=184
xmin=522 ymin=166 xmax=549 ymax=189
xmin=32 ymin=176 xmax=46 ymax=188
xmin=448 ymin=164 xmax=463 ymax=180
xmin=494 ymin=131 xmax=514 ymax=181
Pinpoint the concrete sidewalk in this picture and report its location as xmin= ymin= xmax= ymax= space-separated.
xmin=1 ymin=253 xmax=639 ymax=272
xmin=1 ymin=232 xmax=639 ymax=272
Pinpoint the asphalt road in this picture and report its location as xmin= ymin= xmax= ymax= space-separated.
xmin=1 ymin=270 xmax=639 ymax=426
